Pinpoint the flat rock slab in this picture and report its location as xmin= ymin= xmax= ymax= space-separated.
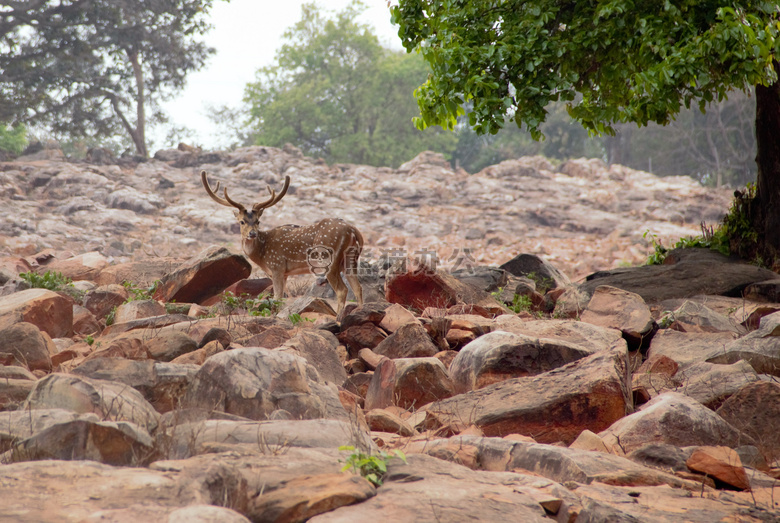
xmin=409 ymin=436 xmax=700 ymax=490
xmin=0 ymin=460 xmax=211 ymax=521
xmin=426 ymin=348 xmax=630 ymax=444
xmin=310 ymin=454 xmax=552 ymax=522
xmin=579 ymin=248 xmax=778 ymax=304
xmin=492 ymin=317 xmax=625 ymax=353
xmin=572 ymin=483 xmax=775 ymax=522
xmin=707 ymin=314 xmax=780 ymax=376
xmin=647 ymin=329 xmax=738 ymax=369
xmin=160 ymin=418 xmax=376 ymax=459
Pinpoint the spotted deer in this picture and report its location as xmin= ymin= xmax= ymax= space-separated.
xmin=201 ymin=170 xmax=363 ymax=312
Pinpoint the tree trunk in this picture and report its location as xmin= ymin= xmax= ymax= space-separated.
xmin=128 ymin=50 xmax=148 ymax=157
xmin=753 ymin=61 xmax=780 ymax=262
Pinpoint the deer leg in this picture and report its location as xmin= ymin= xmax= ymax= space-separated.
xmin=345 ymin=271 xmax=363 ymax=306
xmin=326 ymin=270 xmax=348 ymax=313
xmin=271 ymin=272 xmax=287 ymax=302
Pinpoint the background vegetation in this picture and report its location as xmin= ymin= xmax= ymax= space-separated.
xmin=0 ymin=1 xmax=761 ymax=188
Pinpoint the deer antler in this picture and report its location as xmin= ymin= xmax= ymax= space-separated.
xmin=253 ymin=175 xmax=291 ymax=212
xmin=201 ymin=170 xmax=244 ymax=211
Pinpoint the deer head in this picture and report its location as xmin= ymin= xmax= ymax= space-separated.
xmin=200 ymin=170 xmax=364 ymax=313
xmin=201 ymin=170 xmax=290 ymax=242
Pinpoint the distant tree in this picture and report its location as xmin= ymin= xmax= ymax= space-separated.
xmin=244 ymin=1 xmax=455 ymax=167
xmin=0 ymin=123 xmax=27 ymax=156
xmin=392 ymin=1 xmax=780 ymax=261
xmin=0 ymin=0 xmax=222 ymax=157
xmin=617 ymin=90 xmax=756 ymax=187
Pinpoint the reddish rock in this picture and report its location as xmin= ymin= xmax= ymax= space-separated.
xmin=357 ymin=348 xmax=385 ymax=370
xmin=686 ymin=446 xmax=751 ymax=490
xmin=385 ymin=269 xmax=504 ymax=312
xmin=393 ymin=357 xmax=455 ymax=409
xmin=373 ymin=322 xmax=438 ymax=359
xmin=82 ymin=337 xmax=151 ymax=362
xmin=717 ymin=381 xmax=780 ymax=460
xmin=599 ymin=392 xmax=750 ymax=454
xmin=0 ymin=288 xmax=73 ymax=338
xmin=364 ymin=358 xmax=397 ymax=411
xmin=113 ymin=299 xmax=166 ymax=324
xmin=343 ymin=372 xmax=372 ymax=399
xmin=44 ymin=251 xmax=109 ymax=281
xmin=83 ymin=284 xmax=129 ymax=320
xmin=153 ymin=246 xmax=251 ymax=304
xmin=72 ymin=305 xmax=100 ymax=336
xmin=581 ymin=285 xmax=656 ymax=350
xmin=338 ymin=323 xmax=387 ymax=358
xmin=170 ymin=340 xmax=223 ymax=365
xmin=365 ymin=408 xmax=417 ymax=436
xmin=445 ymin=328 xmax=476 ymax=348
xmin=245 ymin=325 xmax=294 ymax=348
xmin=379 ymin=303 xmax=419 ymax=333
xmin=426 ymin=348 xmax=630 ymax=444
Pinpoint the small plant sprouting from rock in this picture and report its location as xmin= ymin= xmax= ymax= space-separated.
xmin=19 ymin=270 xmax=83 ymax=300
xmin=220 ymin=291 xmax=281 ymax=317
xmin=288 ymin=312 xmax=314 ymax=325
xmin=122 ymin=280 xmax=160 ymax=301
xmin=19 ymin=270 xmax=71 ymax=290
xmin=644 ymin=184 xmax=763 ymax=266
xmin=85 ymin=334 xmax=95 ymax=346
xmin=339 ymin=445 xmax=407 ymax=486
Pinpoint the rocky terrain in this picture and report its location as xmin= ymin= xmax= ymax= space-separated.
xmin=0 ymin=143 xmax=732 ymax=281
xmin=0 ymin=144 xmax=779 ymax=522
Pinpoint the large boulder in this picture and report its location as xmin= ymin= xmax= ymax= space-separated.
xmin=716 ymin=381 xmax=780 ymax=461
xmin=580 ymin=285 xmax=657 ymax=351
xmin=598 ymin=392 xmax=751 ymax=454
xmin=153 ymin=245 xmax=252 ymax=304
xmin=182 ymin=347 xmax=346 ymax=421
xmin=0 ymin=288 xmax=73 ymax=338
xmin=426 ymin=348 xmax=630 ymax=444
xmin=449 ymin=330 xmax=594 ymax=393
xmin=24 ymin=373 xmax=160 ymax=433
xmin=0 ymin=322 xmax=55 ymax=372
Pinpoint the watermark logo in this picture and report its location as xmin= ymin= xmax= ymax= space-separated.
xmin=306 ymin=245 xmax=334 ymax=275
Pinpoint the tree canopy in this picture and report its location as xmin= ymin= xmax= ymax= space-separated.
xmin=244 ymin=1 xmax=455 ymax=167
xmin=0 ymin=0 xmax=221 ymax=156
xmin=392 ymin=1 xmax=780 ymax=261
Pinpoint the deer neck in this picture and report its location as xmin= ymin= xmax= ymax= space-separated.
xmin=243 ymin=231 xmax=269 ymax=262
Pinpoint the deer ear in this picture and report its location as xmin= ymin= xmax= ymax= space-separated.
xmin=233 ymin=210 xmax=240 ymax=219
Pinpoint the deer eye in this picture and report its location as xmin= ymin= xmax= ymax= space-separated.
xmin=239 ymin=220 xmax=245 ymax=225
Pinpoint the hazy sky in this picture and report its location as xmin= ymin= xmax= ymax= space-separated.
xmin=159 ymin=0 xmax=401 ymax=150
